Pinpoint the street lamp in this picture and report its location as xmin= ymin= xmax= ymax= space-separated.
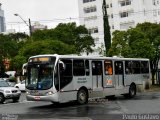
xmin=14 ymin=13 xmax=32 ymax=36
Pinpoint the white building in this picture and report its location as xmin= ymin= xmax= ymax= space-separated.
xmin=78 ymin=0 xmax=160 ymax=55
xmin=0 ymin=3 xmax=6 ymax=33
xmin=2 ymin=29 xmax=16 ymax=35
xmin=31 ymin=22 xmax=48 ymax=32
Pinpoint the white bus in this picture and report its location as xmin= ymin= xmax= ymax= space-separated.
xmin=26 ymin=54 xmax=150 ymax=104
xmin=22 ymin=63 xmax=28 ymax=76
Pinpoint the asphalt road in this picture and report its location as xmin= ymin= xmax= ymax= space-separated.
xmin=0 ymin=91 xmax=160 ymax=120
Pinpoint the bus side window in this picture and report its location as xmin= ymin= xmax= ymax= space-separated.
xmin=73 ymin=60 xmax=85 ymax=76
xmin=125 ymin=61 xmax=132 ymax=74
xmin=54 ymin=65 xmax=59 ymax=90
xmin=104 ymin=60 xmax=113 ymax=75
xmin=59 ymin=59 xmax=73 ymax=89
xmin=132 ymin=61 xmax=140 ymax=74
xmin=141 ymin=61 xmax=149 ymax=73
xmin=85 ymin=60 xmax=90 ymax=76
xmin=115 ymin=61 xmax=123 ymax=74
xmin=92 ymin=61 xmax=102 ymax=75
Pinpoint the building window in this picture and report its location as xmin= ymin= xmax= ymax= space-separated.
xmin=84 ymin=16 xmax=97 ymax=21
xmin=153 ymin=10 xmax=157 ymax=16
xmin=153 ymin=0 xmax=156 ymax=5
xmin=88 ymin=27 xmax=98 ymax=34
xmin=119 ymin=0 xmax=131 ymax=7
xmin=94 ymin=27 xmax=98 ymax=33
xmin=94 ymin=37 xmax=99 ymax=44
xmin=120 ymin=10 xmax=133 ymax=18
xmin=83 ymin=0 xmax=96 ymax=3
xmin=120 ymin=21 xmax=135 ymax=30
xmin=112 ymin=25 xmax=114 ymax=29
xmin=84 ymin=6 xmax=97 ymax=13
xmin=111 ymin=14 xmax=113 ymax=18
xmin=110 ymin=3 xmax=112 ymax=7
xmin=120 ymin=11 xmax=128 ymax=18
xmin=106 ymin=4 xmax=109 ymax=8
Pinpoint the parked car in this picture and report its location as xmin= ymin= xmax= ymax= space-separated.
xmin=5 ymin=71 xmax=16 ymax=77
xmin=0 ymin=78 xmax=21 ymax=103
xmin=14 ymin=80 xmax=25 ymax=91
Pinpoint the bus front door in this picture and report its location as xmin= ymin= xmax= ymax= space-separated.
xmin=92 ymin=61 xmax=103 ymax=92
xmin=114 ymin=61 xmax=124 ymax=89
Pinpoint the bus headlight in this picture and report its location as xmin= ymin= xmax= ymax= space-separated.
xmin=46 ymin=91 xmax=54 ymax=95
xmin=26 ymin=91 xmax=30 ymax=95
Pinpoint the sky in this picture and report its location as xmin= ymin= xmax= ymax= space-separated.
xmin=0 ymin=0 xmax=79 ymax=33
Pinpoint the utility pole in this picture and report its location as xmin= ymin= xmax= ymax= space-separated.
xmin=29 ymin=18 xmax=32 ymax=36
xmin=14 ymin=14 xmax=32 ymax=36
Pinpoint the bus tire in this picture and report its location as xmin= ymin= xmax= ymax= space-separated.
xmin=13 ymin=97 xmax=20 ymax=103
xmin=129 ymin=84 xmax=136 ymax=98
xmin=77 ymin=89 xmax=88 ymax=105
xmin=0 ymin=93 xmax=5 ymax=103
xmin=51 ymin=102 xmax=60 ymax=106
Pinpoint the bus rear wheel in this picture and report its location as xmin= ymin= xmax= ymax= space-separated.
xmin=77 ymin=89 xmax=88 ymax=105
xmin=129 ymin=84 xmax=136 ymax=98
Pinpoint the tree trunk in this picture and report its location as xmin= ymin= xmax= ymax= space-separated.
xmin=152 ymin=71 xmax=155 ymax=85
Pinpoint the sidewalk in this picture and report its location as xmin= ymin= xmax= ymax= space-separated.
xmin=145 ymin=85 xmax=160 ymax=92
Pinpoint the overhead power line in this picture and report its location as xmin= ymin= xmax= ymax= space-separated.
xmin=5 ymin=8 xmax=160 ymax=26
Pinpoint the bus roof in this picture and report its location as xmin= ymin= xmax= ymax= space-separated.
xmin=29 ymin=54 xmax=149 ymax=61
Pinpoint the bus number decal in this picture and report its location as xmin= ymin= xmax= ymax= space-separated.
xmin=77 ymin=78 xmax=87 ymax=83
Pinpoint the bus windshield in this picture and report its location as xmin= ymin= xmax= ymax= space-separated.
xmin=26 ymin=57 xmax=55 ymax=90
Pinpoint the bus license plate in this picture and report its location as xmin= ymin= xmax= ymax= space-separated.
xmin=34 ymin=96 xmax=40 ymax=100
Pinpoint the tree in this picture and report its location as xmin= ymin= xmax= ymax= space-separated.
xmin=109 ymin=22 xmax=160 ymax=85
xmin=18 ymin=40 xmax=76 ymax=59
xmin=102 ymin=0 xmax=111 ymax=56
xmin=74 ymin=25 xmax=95 ymax=55
xmin=0 ymin=34 xmax=18 ymax=75
xmin=31 ymin=22 xmax=94 ymax=55
xmin=8 ymin=32 xmax=29 ymax=42
xmin=10 ymin=55 xmax=26 ymax=73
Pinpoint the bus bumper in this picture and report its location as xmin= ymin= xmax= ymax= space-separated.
xmin=26 ymin=93 xmax=59 ymax=102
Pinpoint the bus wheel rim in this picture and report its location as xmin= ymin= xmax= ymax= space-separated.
xmin=78 ymin=91 xmax=86 ymax=103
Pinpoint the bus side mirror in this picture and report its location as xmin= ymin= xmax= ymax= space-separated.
xmin=59 ymin=61 xmax=65 ymax=71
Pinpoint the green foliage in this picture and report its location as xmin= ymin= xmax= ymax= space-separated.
xmin=19 ymin=40 xmax=76 ymax=58
xmin=0 ymin=34 xmax=18 ymax=58
xmin=8 ymin=76 xmax=16 ymax=82
xmin=31 ymin=22 xmax=94 ymax=54
xmin=10 ymin=55 xmax=27 ymax=71
xmin=110 ymin=22 xmax=160 ymax=84
xmin=0 ymin=23 xmax=94 ymax=74
xmin=102 ymin=0 xmax=111 ymax=56
xmin=0 ymin=33 xmax=29 ymax=74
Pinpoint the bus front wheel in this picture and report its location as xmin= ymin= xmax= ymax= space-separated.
xmin=0 ymin=93 xmax=5 ymax=103
xmin=77 ymin=89 xmax=88 ymax=105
